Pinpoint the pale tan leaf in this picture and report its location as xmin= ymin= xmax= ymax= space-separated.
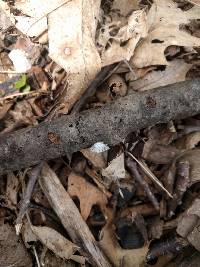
xmin=176 ymin=132 xmax=200 ymax=149
xmin=102 ymin=153 xmax=126 ymax=181
xmin=14 ymin=0 xmax=66 ymax=37
xmin=131 ymin=0 xmax=200 ymax=68
xmin=68 ymin=172 xmax=108 ymax=220
xmin=129 ymin=60 xmax=192 ymax=91
xmin=101 ymin=10 xmax=147 ymax=66
xmin=48 ymin=0 xmax=101 ymax=113
xmin=31 ymin=226 xmax=78 ymax=260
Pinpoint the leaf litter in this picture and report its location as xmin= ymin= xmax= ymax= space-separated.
xmin=1 ymin=0 xmax=200 ymax=266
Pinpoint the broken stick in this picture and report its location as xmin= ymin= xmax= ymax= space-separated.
xmin=1 ymin=79 xmax=200 ymax=174
xmin=39 ymin=163 xmax=111 ymax=267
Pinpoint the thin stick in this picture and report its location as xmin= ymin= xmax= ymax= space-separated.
xmin=126 ymin=152 xmax=173 ymax=198
xmin=126 ymin=157 xmax=160 ymax=211
xmin=15 ymin=162 xmax=44 ymax=234
xmin=39 ymin=163 xmax=111 ymax=267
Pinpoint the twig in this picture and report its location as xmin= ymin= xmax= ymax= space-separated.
xmin=168 ymin=161 xmax=190 ymax=217
xmin=1 ymin=79 xmax=200 ymax=174
xmin=15 ymin=162 xmax=44 ymax=234
xmin=0 ymin=70 xmax=26 ymax=74
xmin=39 ymin=163 xmax=111 ymax=267
xmin=126 ymin=152 xmax=172 ymax=198
xmin=126 ymin=157 xmax=160 ymax=210
xmin=33 ymin=246 xmax=41 ymax=267
xmin=146 ymin=237 xmax=188 ymax=262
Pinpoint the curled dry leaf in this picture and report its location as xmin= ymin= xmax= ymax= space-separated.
xmin=175 ymin=149 xmax=200 ymax=186
xmin=177 ymin=198 xmax=200 ymax=251
xmin=99 ymin=224 xmax=148 ymax=267
xmin=31 ymin=226 xmax=79 ymax=261
xmin=108 ymin=74 xmax=127 ymax=97
xmin=129 ymin=60 xmax=192 ymax=91
xmin=68 ymin=172 xmax=108 ymax=220
xmin=102 ymin=153 xmax=126 ymax=182
xmin=131 ymin=0 xmax=200 ymax=68
xmin=48 ymin=0 xmax=101 ymax=113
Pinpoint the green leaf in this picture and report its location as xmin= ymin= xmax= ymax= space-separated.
xmin=14 ymin=74 xmax=27 ymax=90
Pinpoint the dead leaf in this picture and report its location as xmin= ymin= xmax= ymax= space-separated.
xmin=112 ymin=0 xmax=139 ymax=17
xmin=48 ymin=0 xmax=101 ymax=113
xmin=81 ymin=148 xmax=107 ymax=169
xmin=100 ymin=10 xmax=147 ymax=66
xmin=102 ymin=153 xmax=125 ymax=182
xmin=31 ymin=225 xmax=79 ymax=261
xmin=6 ymin=172 xmax=19 ymax=209
xmin=108 ymin=74 xmax=127 ymax=97
xmin=131 ymin=0 xmax=200 ymax=68
xmin=0 ymin=223 xmax=32 ymax=267
xmin=177 ymin=198 xmax=200 ymax=251
xmin=99 ymin=223 xmax=148 ymax=267
xmin=129 ymin=60 xmax=192 ymax=91
xmin=13 ymin=0 xmax=64 ymax=37
xmin=68 ymin=172 xmax=108 ymax=220
xmin=0 ymin=2 xmax=14 ymax=31
xmin=0 ymin=102 xmax=12 ymax=120
xmin=176 ymin=131 xmax=200 ymax=149
xmin=176 ymin=149 xmax=200 ymax=186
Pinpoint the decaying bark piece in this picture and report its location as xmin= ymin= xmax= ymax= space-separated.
xmin=1 ymin=79 xmax=200 ymax=174
xmin=39 ymin=163 xmax=111 ymax=267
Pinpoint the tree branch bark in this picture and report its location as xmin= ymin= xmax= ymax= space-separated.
xmin=1 ymin=79 xmax=200 ymax=174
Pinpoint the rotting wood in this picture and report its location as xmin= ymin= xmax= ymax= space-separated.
xmin=1 ymin=79 xmax=200 ymax=174
xmin=39 ymin=163 xmax=112 ymax=267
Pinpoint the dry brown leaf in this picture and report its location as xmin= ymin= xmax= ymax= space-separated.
xmin=129 ymin=60 xmax=192 ymax=91
xmin=48 ymin=0 xmax=101 ymax=113
xmin=68 ymin=172 xmax=108 ymax=220
xmin=102 ymin=153 xmax=125 ymax=182
xmin=0 ymin=223 xmax=32 ymax=267
xmin=131 ymin=0 xmax=200 ymax=68
xmin=177 ymin=198 xmax=200 ymax=251
xmin=99 ymin=224 xmax=148 ymax=267
xmin=100 ymin=10 xmax=147 ymax=66
xmin=81 ymin=148 xmax=107 ymax=169
xmin=31 ymin=226 xmax=79 ymax=261
xmin=112 ymin=0 xmax=139 ymax=17
xmin=175 ymin=149 xmax=200 ymax=186
xmin=0 ymin=102 xmax=12 ymax=120
xmin=176 ymin=131 xmax=200 ymax=149
xmin=6 ymin=172 xmax=19 ymax=209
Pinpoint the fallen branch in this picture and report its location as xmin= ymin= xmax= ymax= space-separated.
xmin=1 ymin=79 xmax=200 ymax=174
xmin=39 ymin=163 xmax=111 ymax=267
